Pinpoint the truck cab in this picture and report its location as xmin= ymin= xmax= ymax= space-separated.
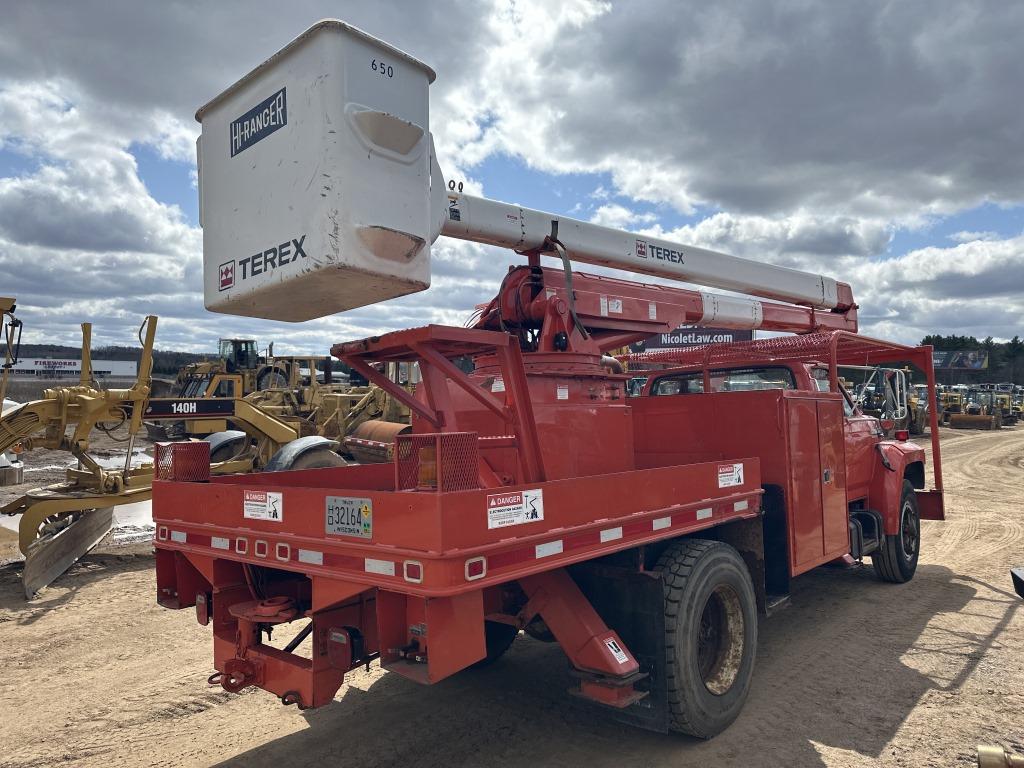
xmin=634 ymin=333 xmax=941 ymax=587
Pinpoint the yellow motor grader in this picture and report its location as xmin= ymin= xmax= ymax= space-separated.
xmin=151 ymin=337 xmax=341 ymax=438
xmin=1 ymin=316 xmax=412 ymax=597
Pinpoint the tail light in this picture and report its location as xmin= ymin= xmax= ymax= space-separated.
xmin=894 ymin=429 xmax=910 ymax=442
xmin=465 ymin=556 xmax=486 ymax=581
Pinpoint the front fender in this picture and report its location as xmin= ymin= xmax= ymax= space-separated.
xmin=869 ymin=440 xmax=926 ymax=534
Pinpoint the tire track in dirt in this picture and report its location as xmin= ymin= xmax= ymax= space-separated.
xmin=929 ymin=428 xmax=1024 ymax=562
xmin=3 ymin=431 xmax=1024 ymax=768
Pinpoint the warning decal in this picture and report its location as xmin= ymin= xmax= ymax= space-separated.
xmin=243 ymin=490 xmax=283 ymax=521
xmin=717 ymin=463 xmax=744 ymax=488
xmin=486 ymin=488 xmax=544 ymax=529
xmin=605 ymin=637 xmax=629 ymax=665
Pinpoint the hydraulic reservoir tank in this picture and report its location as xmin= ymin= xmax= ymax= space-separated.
xmin=196 ymin=20 xmax=436 ymax=321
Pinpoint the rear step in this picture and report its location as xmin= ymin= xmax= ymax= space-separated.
xmin=765 ymin=593 xmax=790 ymax=614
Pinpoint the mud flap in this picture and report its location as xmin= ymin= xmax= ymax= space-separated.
xmin=22 ymin=506 xmax=114 ymax=599
xmin=916 ymin=489 xmax=945 ymax=521
xmin=569 ymin=561 xmax=668 ymax=733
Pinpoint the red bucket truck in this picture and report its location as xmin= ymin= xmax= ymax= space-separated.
xmin=153 ymin=20 xmax=943 ymax=737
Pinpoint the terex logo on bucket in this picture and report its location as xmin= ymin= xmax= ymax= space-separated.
xmin=220 ymin=235 xmax=309 ymax=292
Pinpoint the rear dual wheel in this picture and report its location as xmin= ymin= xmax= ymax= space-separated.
xmin=656 ymin=539 xmax=758 ymax=738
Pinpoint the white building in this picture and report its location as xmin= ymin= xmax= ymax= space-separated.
xmin=10 ymin=357 xmax=137 ymax=378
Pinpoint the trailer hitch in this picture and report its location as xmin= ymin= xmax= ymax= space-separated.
xmin=220 ymin=657 xmax=260 ymax=693
xmin=281 ymin=691 xmax=309 ymax=709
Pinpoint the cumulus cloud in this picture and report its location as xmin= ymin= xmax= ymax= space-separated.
xmin=0 ymin=0 xmax=1022 ymax=352
xmin=460 ymin=1 xmax=1024 ymax=220
xmin=948 ymin=230 xmax=998 ymax=243
xmin=590 ymin=204 xmax=658 ymax=229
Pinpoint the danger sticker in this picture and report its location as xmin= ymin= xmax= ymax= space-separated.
xmin=243 ymin=490 xmax=283 ymax=521
xmin=486 ymin=488 xmax=544 ymax=529
xmin=605 ymin=637 xmax=629 ymax=665
xmin=717 ymin=463 xmax=744 ymax=488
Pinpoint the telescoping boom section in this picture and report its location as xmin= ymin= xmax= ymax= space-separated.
xmin=159 ymin=20 xmax=942 ymax=737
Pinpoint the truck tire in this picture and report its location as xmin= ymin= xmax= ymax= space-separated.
xmin=257 ymin=367 xmax=288 ymax=390
xmin=284 ymin=448 xmax=347 ymax=470
xmin=204 ymin=431 xmax=248 ymax=462
xmin=872 ymin=480 xmax=920 ymax=583
xmin=656 ymin=539 xmax=758 ymax=738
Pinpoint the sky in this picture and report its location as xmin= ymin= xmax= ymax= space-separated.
xmin=0 ymin=0 xmax=1022 ymax=354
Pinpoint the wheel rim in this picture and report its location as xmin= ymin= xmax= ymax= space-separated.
xmin=900 ymin=499 xmax=919 ymax=560
xmin=696 ymin=584 xmax=745 ymax=696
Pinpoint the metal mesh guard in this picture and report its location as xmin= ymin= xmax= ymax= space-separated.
xmin=155 ymin=441 xmax=211 ymax=482
xmin=395 ymin=432 xmax=479 ymax=492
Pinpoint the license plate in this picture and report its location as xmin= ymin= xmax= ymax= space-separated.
xmin=325 ymin=496 xmax=372 ymax=538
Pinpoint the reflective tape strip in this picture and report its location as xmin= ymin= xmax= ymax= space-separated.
xmin=652 ymin=517 xmax=671 ymax=531
xmin=298 ymin=549 xmax=323 ymax=565
xmin=211 ymin=536 xmax=230 ymax=550
xmin=600 ymin=526 xmax=623 ymax=543
xmin=535 ymin=540 xmax=564 ymax=558
xmin=697 ymin=507 xmax=713 ymax=520
xmin=364 ymin=558 xmax=395 ymax=576
xmin=734 ymin=500 xmax=749 ymax=512
xmin=170 ymin=530 xmax=187 ymax=543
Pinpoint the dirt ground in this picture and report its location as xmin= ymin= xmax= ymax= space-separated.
xmin=1 ymin=426 xmax=1022 ymax=768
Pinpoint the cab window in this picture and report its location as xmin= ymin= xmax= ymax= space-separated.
xmin=650 ymin=366 xmax=797 ymax=395
xmin=708 ymin=367 xmax=795 ymax=392
xmin=650 ymin=372 xmax=704 ymax=395
xmin=812 ymin=366 xmax=855 ymax=417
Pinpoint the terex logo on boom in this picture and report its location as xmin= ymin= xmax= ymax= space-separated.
xmin=635 ymin=238 xmax=685 ymax=264
xmin=218 ymin=235 xmax=308 ymax=292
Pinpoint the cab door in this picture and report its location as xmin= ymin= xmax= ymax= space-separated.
xmin=843 ymin=409 xmax=879 ymax=503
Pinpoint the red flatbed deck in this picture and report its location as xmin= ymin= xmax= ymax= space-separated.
xmin=154 ymin=458 xmax=763 ymax=599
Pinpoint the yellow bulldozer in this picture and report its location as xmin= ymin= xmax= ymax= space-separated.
xmin=951 ymin=388 xmax=1003 ymax=430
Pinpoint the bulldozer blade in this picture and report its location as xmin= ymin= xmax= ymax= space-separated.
xmin=22 ymin=506 xmax=114 ymax=599
xmin=948 ymin=414 xmax=997 ymax=430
